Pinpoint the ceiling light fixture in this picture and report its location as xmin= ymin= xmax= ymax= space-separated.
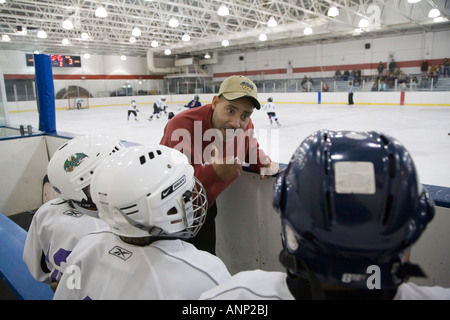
xmin=95 ymin=5 xmax=108 ymax=18
xmin=62 ymin=38 xmax=70 ymax=45
xmin=83 ymin=53 xmax=91 ymax=59
xmin=164 ymin=49 xmax=171 ymax=55
xmin=358 ymin=18 xmax=369 ymax=28
xmin=37 ymin=30 xmax=47 ymax=39
xmin=304 ymin=27 xmax=313 ymax=35
xmin=259 ymin=33 xmax=267 ymax=41
xmin=182 ymin=33 xmax=190 ymax=42
xmin=169 ymin=18 xmax=179 ymax=28
xmin=267 ymin=16 xmax=277 ymax=27
xmin=222 ymin=39 xmax=229 ymax=47
xmin=428 ymin=8 xmax=440 ymax=18
xmin=129 ymin=36 xmax=136 ymax=43
xmin=1 ymin=35 xmax=11 ymax=42
xmin=120 ymin=55 xmax=127 ymax=60
xmin=407 ymin=0 xmax=421 ymax=3
xmin=81 ymin=32 xmax=90 ymax=40
xmin=62 ymin=19 xmax=74 ymax=30
xmin=132 ymin=27 xmax=141 ymax=37
xmin=204 ymin=53 xmax=211 ymax=59
xmin=218 ymin=5 xmax=229 ymax=16
xmin=327 ymin=6 xmax=339 ymax=17
xmin=151 ymin=40 xmax=158 ymax=47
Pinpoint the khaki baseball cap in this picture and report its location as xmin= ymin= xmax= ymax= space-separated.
xmin=218 ymin=75 xmax=260 ymax=109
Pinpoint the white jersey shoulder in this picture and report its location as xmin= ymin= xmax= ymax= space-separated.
xmin=129 ymin=101 xmax=137 ymax=110
xmin=199 ymin=269 xmax=294 ymax=300
xmin=394 ymin=282 xmax=450 ymax=300
xmin=263 ymin=102 xmax=276 ymax=113
xmin=54 ymin=233 xmax=231 ymax=300
xmin=23 ymin=198 xmax=109 ymax=284
xmin=155 ymin=98 xmax=167 ymax=108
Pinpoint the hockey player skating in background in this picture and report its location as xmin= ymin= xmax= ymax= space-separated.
xmin=150 ymin=96 xmax=167 ymax=120
xmin=127 ymin=100 xmax=139 ymax=121
xmin=185 ymin=95 xmax=202 ymax=109
xmin=263 ymin=97 xmax=281 ymax=126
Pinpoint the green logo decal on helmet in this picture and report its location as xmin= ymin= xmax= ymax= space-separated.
xmin=64 ymin=153 xmax=88 ymax=172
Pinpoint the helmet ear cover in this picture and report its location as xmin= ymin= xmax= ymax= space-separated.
xmin=274 ymin=130 xmax=435 ymax=289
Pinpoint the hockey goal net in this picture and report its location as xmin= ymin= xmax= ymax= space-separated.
xmin=68 ymin=96 xmax=89 ymax=110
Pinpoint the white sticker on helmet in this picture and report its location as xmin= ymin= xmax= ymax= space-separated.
xmin=334 ymin=161 xmax=376 ymax=194
xmin=344 ymin=132 xmax=368 ymax=140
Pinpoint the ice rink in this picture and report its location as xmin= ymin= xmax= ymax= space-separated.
xmin=8 ymin=101 xmax=450 ymax=188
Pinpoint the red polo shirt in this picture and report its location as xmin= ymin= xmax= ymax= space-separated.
xmin=160 ymin=104 xmax=270 ymax=208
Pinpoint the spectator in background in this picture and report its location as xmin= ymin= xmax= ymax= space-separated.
xmin=343 ymin=70 xmax=350 ymax=81
xmin=411 ymin=76 xmax=419 ymax=90
xmin=322 ymin=82 xmax=329 ymax=92
xmin=371 ymin=80 xmax=379 ymax=92
xmin=334 ymin=69 xmax=342 ymax=80
xmin=430 ymin=68 xmax=439 ymax=87
xmin=380 ymin=80 xmax=387 ymax=92
xmin=388 ymin=59 xmax=397 ymax=73
xmin=443 ymin=58 xmax=449 ymax=78
xmin=421 ymin=59 xmax=429 ymax=75
xmin=377 ymin=61 xmax=384 ymax=76
xmin=421 ymin=72 xmax=429 ymax=88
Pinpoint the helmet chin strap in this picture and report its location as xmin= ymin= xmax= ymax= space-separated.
xmin=113 ymin=190 xmax=196 ymax=239
xmin=114 ymin=206 xmax=167 ymax=237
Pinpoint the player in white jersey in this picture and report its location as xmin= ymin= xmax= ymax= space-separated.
xmin=200 ymin=130 xmax=450 ymax=300
xmin=262 ymin=97 xmax=281 ymax=126
xmin=149 ymin=96 xmax=167 ymax=120
xmin=127 ymin=99 xmax=138 ymax=121
xmin=54 ymin=145 xmax=231 ymax=300
xmin=23 ymin=134 xmax=124 ymax=291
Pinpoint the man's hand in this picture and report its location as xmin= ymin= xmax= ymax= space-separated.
xmin=210 ymin=145 xmax=243 ymax=182
xmin=260 ymin=161 xmax=279 ymax=179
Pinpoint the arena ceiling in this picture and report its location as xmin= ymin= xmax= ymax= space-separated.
xmin=0 ymin=0 xmax=449 ymax=60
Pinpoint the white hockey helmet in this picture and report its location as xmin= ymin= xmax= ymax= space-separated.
xmin=47 ymin=134 xmax=124 ymax=203
xmin=91 ymin=145 xmax=208 ymax=238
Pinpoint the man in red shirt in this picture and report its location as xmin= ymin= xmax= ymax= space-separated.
xmin=160 ymin=75 xmax=279 ymax=254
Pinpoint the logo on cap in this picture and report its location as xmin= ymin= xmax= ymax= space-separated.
xmin=240 ymin=81 xmax=254 ymax=93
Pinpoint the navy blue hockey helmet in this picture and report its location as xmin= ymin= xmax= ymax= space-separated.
xmin=273 ymin=130 xmax=434 ymax=289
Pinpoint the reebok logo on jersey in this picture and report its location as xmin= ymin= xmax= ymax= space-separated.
xmin=63 ymin=209 xmax=84 ymax=218
xmin=108 ymin=246 xmax=133 ymax=261
xmin=64 ymin=153 xmax=88 ymax=172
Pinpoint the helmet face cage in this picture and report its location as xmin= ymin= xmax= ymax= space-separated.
xmin=47 ymin=134 xmax=124 ymax=202
xmin=92 ymin=145 xmax=208 ymax=238
xmin=184 ymin=177 xmax=208 ymax=237
xmin=273 ymin=130 xmax=435 ymax=289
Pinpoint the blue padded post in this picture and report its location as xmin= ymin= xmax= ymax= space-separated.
xmin=0 ymin=212 xmax=54 ymax=300
xmin=34 ymin=54 xmax=56 ymax=133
